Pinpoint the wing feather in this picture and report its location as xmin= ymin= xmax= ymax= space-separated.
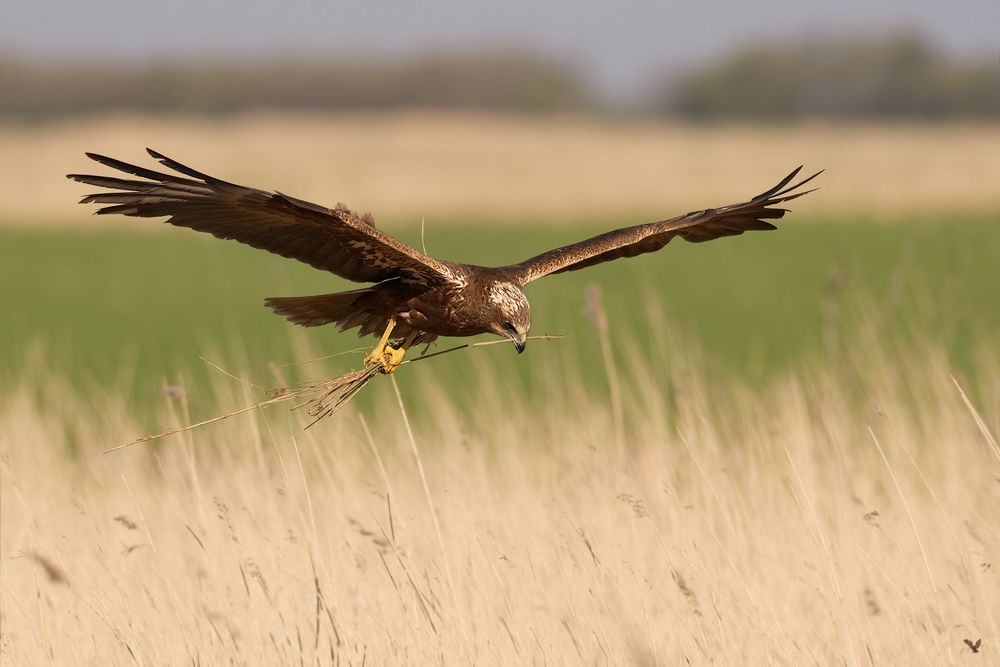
xmin=68 ymin=149 xmax=456 ymax=286
xmin=505 ymin=167 xmax=821 ymax=284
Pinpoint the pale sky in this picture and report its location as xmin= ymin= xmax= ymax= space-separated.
xmin=5 ymin=0 xmax=998 ymax=99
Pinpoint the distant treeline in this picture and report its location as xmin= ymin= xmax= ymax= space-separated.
xmin=0 ymin=51 xmax=592 ymax=117
xmin=659 ymin=34 xmax=1000 ymax=120
xmin=2 ymin=34 xmax=997 ymax=119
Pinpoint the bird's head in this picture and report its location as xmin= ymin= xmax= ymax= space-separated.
xmin=486 ymin=281 xmax=531 ymax=353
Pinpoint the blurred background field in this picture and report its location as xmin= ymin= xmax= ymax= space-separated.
xmin=1 ymin=113 xmax=997 ymax=416
xmin=1 ymin=1 xmax=998 ymax=663
xmin=4 ymin=114 xmax=1000 ymax=224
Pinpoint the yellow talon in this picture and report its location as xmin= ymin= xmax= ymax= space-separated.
xmin=364 ymin=319 xmax=418 ymax=374
xmin=381 ymin=345 xmax=407 ymax=374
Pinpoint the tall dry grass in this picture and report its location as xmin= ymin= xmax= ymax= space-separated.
xmin=3 ymin=112 xmax=1000 ymax=225
xmin=1 ymin=324 xmax=997 ymax=665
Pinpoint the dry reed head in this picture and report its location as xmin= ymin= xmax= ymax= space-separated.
xmin=26 ymin=551 xmax=68 ymax=585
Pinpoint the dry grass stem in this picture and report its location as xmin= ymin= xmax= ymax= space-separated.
xmin=292 ymin=364 xmax=382 ymax=427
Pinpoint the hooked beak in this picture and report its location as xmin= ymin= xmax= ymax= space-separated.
xmin=507 ymin=331 xmax=526 ymax=354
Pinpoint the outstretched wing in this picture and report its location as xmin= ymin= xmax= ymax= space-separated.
xmin=68 ymin=149 xmax=457 ymax=287
xmin=504 ymin=167 xmax=821 ymax=285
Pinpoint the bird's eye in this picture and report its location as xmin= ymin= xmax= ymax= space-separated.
xmin=503 ymin=321 xmax=515 ymax=331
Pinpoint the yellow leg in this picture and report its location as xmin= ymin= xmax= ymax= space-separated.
xmin=364 ymin=318 xmax=397 ymax=367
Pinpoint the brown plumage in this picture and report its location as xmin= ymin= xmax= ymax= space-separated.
xmin=68 ymin=149 xmax=820 ymax=360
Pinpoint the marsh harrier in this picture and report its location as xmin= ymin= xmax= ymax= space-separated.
xmin=69 ymin=150 xmax=819 ymax=372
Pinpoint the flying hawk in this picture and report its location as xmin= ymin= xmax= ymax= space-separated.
xmin=68 ymin=150 xmax=819 ymax=372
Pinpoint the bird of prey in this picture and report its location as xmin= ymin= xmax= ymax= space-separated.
xmin=68 ymin=150 xmax=819 ymax=373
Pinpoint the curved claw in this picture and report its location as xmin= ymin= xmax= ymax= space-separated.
xmin=380 ymin=345 xmax=407 ymax=374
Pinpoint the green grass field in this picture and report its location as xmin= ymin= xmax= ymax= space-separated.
xmin=2 ymin=213 xmax=997 ymax=416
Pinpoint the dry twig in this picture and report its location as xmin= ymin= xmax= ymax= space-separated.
xmin=105 ymin=334 xmax=563 ymax=453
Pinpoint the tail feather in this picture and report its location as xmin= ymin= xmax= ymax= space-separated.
xmin=264 ymin=289 xmax=372 ymax=328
